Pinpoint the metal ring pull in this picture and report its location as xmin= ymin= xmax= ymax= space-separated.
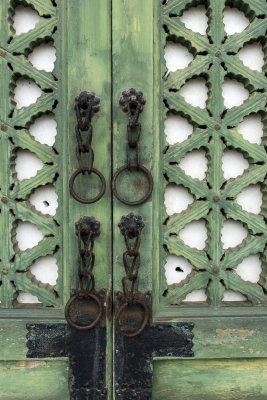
xmin=69 ymin=91 xmax=106 ymax=204
xmin=65 ymin=216 xmax=103 ymax=330
xmin=112 ymin=88 xmax=153 ymax=205
xmin=115 ymin=213 xmax=149 ymax=337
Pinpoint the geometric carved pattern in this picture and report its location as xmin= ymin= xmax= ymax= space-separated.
xmin=162 ymin=0 xmax=267 ymax=306
xmin=0 ymin=0 xmax=61 ymax=307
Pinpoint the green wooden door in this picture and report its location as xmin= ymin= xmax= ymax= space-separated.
xmin=0 ymin=0 xmax=266 ymax=399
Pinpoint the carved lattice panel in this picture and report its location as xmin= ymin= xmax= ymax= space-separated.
xmin=0 ymin=0 xmax=62 ymax=307
xmin=161 ymin=0 xmax=267 ymax=307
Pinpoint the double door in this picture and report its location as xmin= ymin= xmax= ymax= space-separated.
xmin=0 ymin=0 xmax=267 ymax=399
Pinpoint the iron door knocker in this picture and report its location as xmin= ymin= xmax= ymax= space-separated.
xmin=112 ymin=88 xmax=153 ymax=205
xmin=115 ymin=213 xmax=149 ymax=337
xmin=69 ymin=91 xmax=106 ymax=203
xmin=65 ymin=216 xmax=103 ymax=330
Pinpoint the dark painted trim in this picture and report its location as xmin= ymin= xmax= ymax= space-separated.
xmin=26 ymin=289 xmax=108 ymax=400
xmin=26 ymin=292 xmax=194 ymax=400
xmin=26 ymin=323 xmax=107 ymax=400
xmin=114 ymin=292 xmax=194 ymax=399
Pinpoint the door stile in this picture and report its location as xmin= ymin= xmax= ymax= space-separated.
xmin=66 ymin=0 xmax=113 ymax=398
xmin=111 ymin=0 xmax=154 ymax=317
xmin=0 ymin=0 xmax=113 ymax=398
xmin=111 ymin=2 xmax=194 ymax=399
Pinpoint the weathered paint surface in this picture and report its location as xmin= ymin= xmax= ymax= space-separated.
xmin=193 ymin=317 xmax=267 ymax=359
xmin=112 ymin=0 xmax=154 ymax=295
xmin=0 ymin=360 xmax=69 ymax=400
xmin=152 ymin=359 xmax=267 ymax=400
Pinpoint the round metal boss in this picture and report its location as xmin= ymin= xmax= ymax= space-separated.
xmin=65 ymin=292 xmax=102 ymax=331
xmin=115 ymin=300 xmax=149 ymax=337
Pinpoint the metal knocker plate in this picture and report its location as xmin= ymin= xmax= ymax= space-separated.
xmin=65 ymin=216 xmax=103 ymax=330
xmin=112 ymin=88 xmax=153 ymax=205
xmin=69 ymin=91 xmax=106 ymax=204
xmin=115 ymin=213 xmax=149 ymax=336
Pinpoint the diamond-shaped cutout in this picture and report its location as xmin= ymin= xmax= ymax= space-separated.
xmin=180 ymin=5 xmax=208 ymax=35
xmin=165 ymin=113 xmax=193 ymax=144
xmin=28 ymin=42 xmax=56 ymax=72
xmin=222 ymin=78 xmax=249 ymax=109
xmin=179 ymin=219 xmax=207 ymax=250
xmin=222 ymin=220 xmax=248 ymax=250
xmin=180 ymin=77 xmax=208 ymax=109
xmin=12 ymin=5 xmax=40 ymax=35
xmin=180 ymin=149 xmax=208 ymax=180
xmin=15 ymin=149 xmax=43 ymax=180
xmin=237 ymin=114 xmax=263 ymax=145
xmin=165 ymin=255 xmax=193 ymax=285
xmin=29 ymin=184 xmax=58 ymax=216
xmin=238 ymin=43 xmax=264 ymax=72
xmin=236 ymin=254 xmax=262 ymax=283
xmin=236 ymin=184 xmax=262 ymax=214
xmin=16 ymin=221 xmax=43 ymax=251
xmin=30 ymin=255 xmax=58 ymax=285
xmin=223 ymin=7 xmax=249 ymax=35
xmin=164 ymin=184 xmax=194 ymax=215
xmin=29 ymin=113 xmax=57 ymax=146
xmin=14 ymin=78 xmax=42 ymax=109
xmin=164 ymin=42 xmax=193 ymax=73
xmin=222 ymin=149 xmax=249 ymax=179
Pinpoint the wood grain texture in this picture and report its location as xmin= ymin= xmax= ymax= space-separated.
xmin=112 ymin=0 xmax=154 ymax=294
xmin=152 ymin=359 xmax=267 ymax=400
xmin=66 ymin=0 xmax=112 ymax=294
xmin=193 ymin=317 xmax=267 ymax=359
xmin=66 ymin=1 xmax=112 ymax=397
xmin=0 ymin=360 xmax=69 ymax=400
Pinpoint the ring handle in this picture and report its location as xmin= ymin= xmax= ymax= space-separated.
xmin=69 ymin=167 xmax=106 ymax=204
xmin=112 ymin=164 xmax=153 ymax=205
xmin=112 ymin=88 xmax=153 ymax=205
xmin=69 ymin=91 xmax=106 ymax=204
xmin=115 ymin=300 xmax=149 ymax=337
xmin=65 ymin=292 xmax=102 ymax=331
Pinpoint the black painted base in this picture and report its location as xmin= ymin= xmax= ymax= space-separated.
xmin=26 ymin=292 xmax=194 ymax=400
xmin=114 ymin=292 xmax=194 ymax=399
xmin=26 ymin=323 xmax=107 ymax=400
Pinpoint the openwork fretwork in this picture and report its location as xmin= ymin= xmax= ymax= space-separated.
xmin=0 ymin=0 xmax=61 ymax=307
xmin=161 ymin=0 xmax=267 ymax=306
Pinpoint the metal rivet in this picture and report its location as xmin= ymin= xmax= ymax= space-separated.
xmin=1 ymin=197 xmax=8 ymax=204
xmin=2 ymin=268 xmax=8 ymax=275
xmin=213 ymin=267 xmax=219 ymax=274
xmin=215 ymin=51 xmax=221 ymax=57
xmin=1 ymin=124 xmax=7 ymax=132
xmin=213 ymin=195 xmax=220 ymax=202
xmin=214 ymin=124 xmax=221 ymax=131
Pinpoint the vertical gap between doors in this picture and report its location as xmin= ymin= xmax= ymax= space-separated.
xmin=110 ymin=0 xmax=114 ymax=399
